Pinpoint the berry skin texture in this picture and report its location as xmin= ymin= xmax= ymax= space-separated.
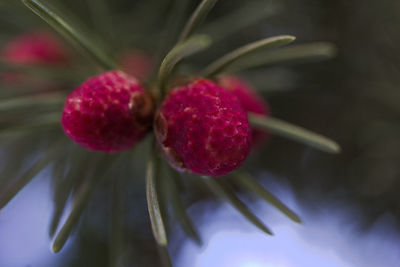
xmin=219 ymin=75 xmax=270 ymax=143
xmin=61 ymin=71 xmax=153 ymax=153
xmin=2 ymin=31 xmax=68 ymax=65
xmin=154 ymin=79 xmax=251 ymax=177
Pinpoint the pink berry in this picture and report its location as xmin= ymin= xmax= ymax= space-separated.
xmin=61 ymin=71 xmax=153 ymax=153
xmin=154 ymin=79 xmax=251 ymax=177
xmin=219 ymin=75 xmax=270 ymax=143
xmin=2 ymin=31 xmax=68 ymax=65
xmin=119 ymin=51 xmax=153 ymax=81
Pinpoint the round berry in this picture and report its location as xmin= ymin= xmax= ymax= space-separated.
xmin=219 ymin=75 xmax=270 ymax=143
xmin=2 ymin=31 xmax=68 ymax=65
xmin=61 ymin=71 xmax=153 ymax=153
xmin=154 ymin=79 xmax=251 ymax=177
xmin=119 ymin=51 xmax=153 ymax=81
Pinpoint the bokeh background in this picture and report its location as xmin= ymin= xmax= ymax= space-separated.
xmin=1 ymin=0 xmax=400 ymax=266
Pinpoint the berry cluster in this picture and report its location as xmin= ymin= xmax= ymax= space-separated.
xmin=0 ymin=32 xmax=272 ymax=177
xmin=61 ymin=71 xmax=267 ymax=177
xmin=0 ymin=0 xmax=340 ymax=258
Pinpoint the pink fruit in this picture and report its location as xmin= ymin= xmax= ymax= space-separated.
xmin=2 ymin=31 xmax=68 ymax=65
xmin=119 ymin=51 xmax=153 ymax=81
xmin=154 ymin=79 xmax=251 ymax=177
xmin=61 ymin=70 xmax=153 ymax=153
xmin=219 ymin=75 xmax=270 ymax=143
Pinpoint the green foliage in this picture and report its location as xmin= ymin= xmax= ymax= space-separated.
xmin=146 ymin=139 xmax=168 ymax=246
xmin=0 ymin=0 xmax=344 ymax=266
xmin=201 ymin=35 xmax=296 ymax=77
xmin=157 ymin=34 xmax=211 ymax=95
xmin=178 ymin=0 xmax=218 ymax=43
xmin=249 ymin=113 xmax=341 ymax=154
xmin=203 ymin=177 xmax=274 ymax=235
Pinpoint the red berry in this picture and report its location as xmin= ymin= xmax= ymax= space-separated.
xmin=219 ymin=75 xmax=270 ymax=143
xmin=154 ymin=79 xmax=251 ymax=177
xmin=61 ymin=71 xmax=153 ymax=153
xmin=119 ymin=51 xmax=153 ymax=81
xmin=2 ymin=31 xmax=68 ymax=65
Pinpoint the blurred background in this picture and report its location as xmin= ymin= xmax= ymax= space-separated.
xmin=0 ymin=0 xmax=400 ymax=266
